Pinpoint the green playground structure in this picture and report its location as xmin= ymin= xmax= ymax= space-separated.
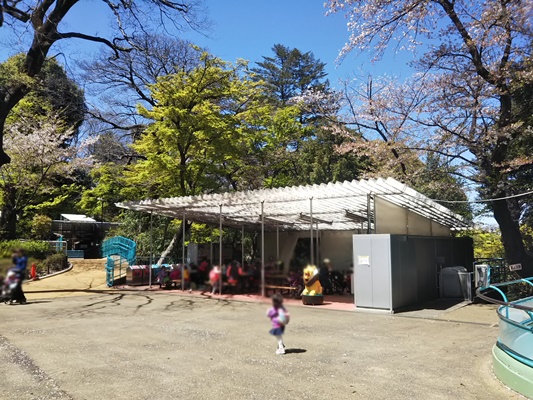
xmin=101 ymin=236 xmax=136 ymax=287
xmin=478 ymin=278 xmax=533 ymax=399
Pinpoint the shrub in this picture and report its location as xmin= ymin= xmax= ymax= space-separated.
xmin=39 ymin=253 xmax=68 ymax=275
xmin=31 ymin=215 xmax=53 ymax=240
xmin=0 ymin=240 xmax=53 ymax=259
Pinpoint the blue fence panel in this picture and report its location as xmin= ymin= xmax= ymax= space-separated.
xmin=67 ymin=250 xmax=84 ymax=258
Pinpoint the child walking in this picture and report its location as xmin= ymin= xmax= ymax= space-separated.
xmin=267 ymin=293 xmax=290 ymax=355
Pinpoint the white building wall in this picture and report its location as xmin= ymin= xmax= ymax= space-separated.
xmin=375 ymin=196 xmax=450 ymax=236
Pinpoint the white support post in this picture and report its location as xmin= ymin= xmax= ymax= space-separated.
xmin=182 ymin=214 xmax=186 ymax=291
xmin=219 ymin=204 xmax=223 ymax=296
xmin=367 ymin=194 xmax=371 ymax=234
xmin=261 ymin=201 xmax=265 ymax=297
xmin=276 ymin=224 xmax=279 ymax=262
xmin=149 ymin=211 xmax=153 ymax=288
xmin=316 ymin=221 xmax=319 ymax=265
xmin=310 ymin=197 xmax=314 ymax=265
xmin=241 ymin=225 xmax=245 ymax=268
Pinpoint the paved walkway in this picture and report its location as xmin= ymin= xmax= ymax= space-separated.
xmin=0 ymin=291 xmax=519 ymax=400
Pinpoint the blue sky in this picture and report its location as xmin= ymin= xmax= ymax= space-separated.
xmin=0 ymin=0 xmax=416 ymax=89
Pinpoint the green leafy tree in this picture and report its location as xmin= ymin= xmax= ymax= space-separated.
xmin=30 ymin=214 xmax=53 ymax=240
xmin=125 ymin=52 xmax=269 ymax=198
xmin=253 ymin=45 xmax=367 ymax=187
xmin=252 ymin=44 xmax=327 ymax=105
xmin=0 ymin=0 xmax=204 ymax=167
xmin=457 ymin=228 xmax=505 ymax=259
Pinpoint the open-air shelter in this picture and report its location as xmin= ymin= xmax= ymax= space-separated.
xmin=116 ymin=177 xmax=470 ymax=299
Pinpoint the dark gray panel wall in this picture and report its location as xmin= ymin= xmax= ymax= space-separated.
xmin=390 ymin=235 xmax=473 ymax=309
xmin=354 ymin=234 xmax=473 ymax=311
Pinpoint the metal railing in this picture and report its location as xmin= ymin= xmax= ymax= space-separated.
xmin=478 ymin=278 xmax=533 ymax=368
xmin=102 ymin=236 xmax=137 ymax=287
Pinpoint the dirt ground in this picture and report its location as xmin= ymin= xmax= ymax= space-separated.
xmin=1 ymin=260 xmax=519 ymax=400
xmin=24 ymin=259 xmax=109 ymax=299
xmin=0 ymin=290 xmax=521 ymax=400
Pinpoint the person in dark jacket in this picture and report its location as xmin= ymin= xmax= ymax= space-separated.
xmin=11 ymin=249 xmax=27 ymax=304
xmin=319 ymin=258 xmax=332 ymax=295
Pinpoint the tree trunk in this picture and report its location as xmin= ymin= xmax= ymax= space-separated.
xmin=157 ymin=221 xmax=191 ymax=265
xmin=0 ymin=186 xmax=17 ymax=239
xmin=492 ymin=198 xmax=533 ymax=276
xmin=157 ymin=230 xmax=180 ymax=266
xmin=0 ymin=108 xmax=12 ymax=167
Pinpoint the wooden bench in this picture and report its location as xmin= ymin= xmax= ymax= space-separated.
xmin=165 ymin=280 xmax=181 ymax=289
xmin=265 ymin=285 xmax=297 ymax=296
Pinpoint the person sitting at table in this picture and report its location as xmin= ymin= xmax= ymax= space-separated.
xmin=226 ymin=260 xmax=240 ymax=294
xmin=265 ymin=256 xmax=276 ymax=275
xmin=182 ymin=264 xmax=191 ymax=290
xmin=247 ymin=262 xmax=258 ymax=293
xmin=157 ymin=266 xmax=168 ymax=289
xmin=238 ymin=262 xmax=250 ymax=293
xmin=169 ymin=265 xmax=181 ymax=283
xmin=198 ymin=257 xmax=209 ymax=289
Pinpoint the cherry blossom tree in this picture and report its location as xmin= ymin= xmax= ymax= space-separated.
xmin=0 ymin=114 xmax=92 ymax=238
xmin=327 ymin=0 xmax=533 ymax=274
xmin=0 ymin=0 xmax=205 ymax=166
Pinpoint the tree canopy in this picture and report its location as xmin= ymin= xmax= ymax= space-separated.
xmin=327 ymin=0 xmax=533 ymax=274
xmin=0 ymin=0 xmax=205 ymax=166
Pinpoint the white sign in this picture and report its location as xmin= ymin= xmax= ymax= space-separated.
xmin=358 ymin=256 xmax=370 ymax=265
xmin=509 ymin=263 xmax=522 ymax=271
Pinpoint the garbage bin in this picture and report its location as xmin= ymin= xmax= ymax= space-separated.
xmin=440 ymin=266 xmax=472 ymax=300
xmin=126 ymin=265 xmax=149 ymax=285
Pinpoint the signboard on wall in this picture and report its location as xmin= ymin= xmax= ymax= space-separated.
xmin=358 ymin=255 xmax=370 ymax=265
xmin=509 ymin=263 xmax=522 ymax=271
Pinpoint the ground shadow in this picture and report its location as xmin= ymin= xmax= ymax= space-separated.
xmin=303 ymin=302 xmax=332 ymax=306
xmin=394 ymin=298 xmax=465 ymax=313
xmin=25 ymin=300 xmax=52 ymax=304
xmin=285 ymin=348 xmax=307 ymax=354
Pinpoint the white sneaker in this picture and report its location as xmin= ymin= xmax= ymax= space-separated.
xmin=276 ymin=348 xmax=285 ymax=355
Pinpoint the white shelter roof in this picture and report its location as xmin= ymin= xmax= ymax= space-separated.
xmin=116 ymin=177 xmax=469 ymax=231
xmin=60 ymin=214 xmax=97 ymax=223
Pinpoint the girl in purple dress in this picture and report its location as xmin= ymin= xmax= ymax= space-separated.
xmin=267 ymin=293 xmax=290 ymax=354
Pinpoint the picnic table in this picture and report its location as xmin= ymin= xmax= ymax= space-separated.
xmin=264 ymin=274 xmax=296 ymax=296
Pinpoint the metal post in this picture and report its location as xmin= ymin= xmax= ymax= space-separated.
xmin=241 ymin=225 xmax=245 ymax=269
xmin=182 ymin=214 xmax=186 ymax=291
xmin=219 ymin=204 xmax=223 ymax=295
xmin=149 ymin=211 xmax=153 ymax=288
xmin=310 ymin=197 xmax=314 ymax=265
xmin=276 ymin=224 xmax=279 ymax=262
xmin=367 ymin=194 xmax=371 ymax=234
xmin=316 ymin=221 xmax=319 ymax=265
xmin=261 ymin=201 xmax=265 ymax=297
xmin=100 ymin=198 xmax=104 ymax=242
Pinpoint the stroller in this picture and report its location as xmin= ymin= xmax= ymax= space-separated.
xmin=288 ymin=270 xmax=304 ymax=299
xmin=329 ymin=270 xmax=348 ymax=295
xmin=1 ymin=269 xmax=24 ymax=304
